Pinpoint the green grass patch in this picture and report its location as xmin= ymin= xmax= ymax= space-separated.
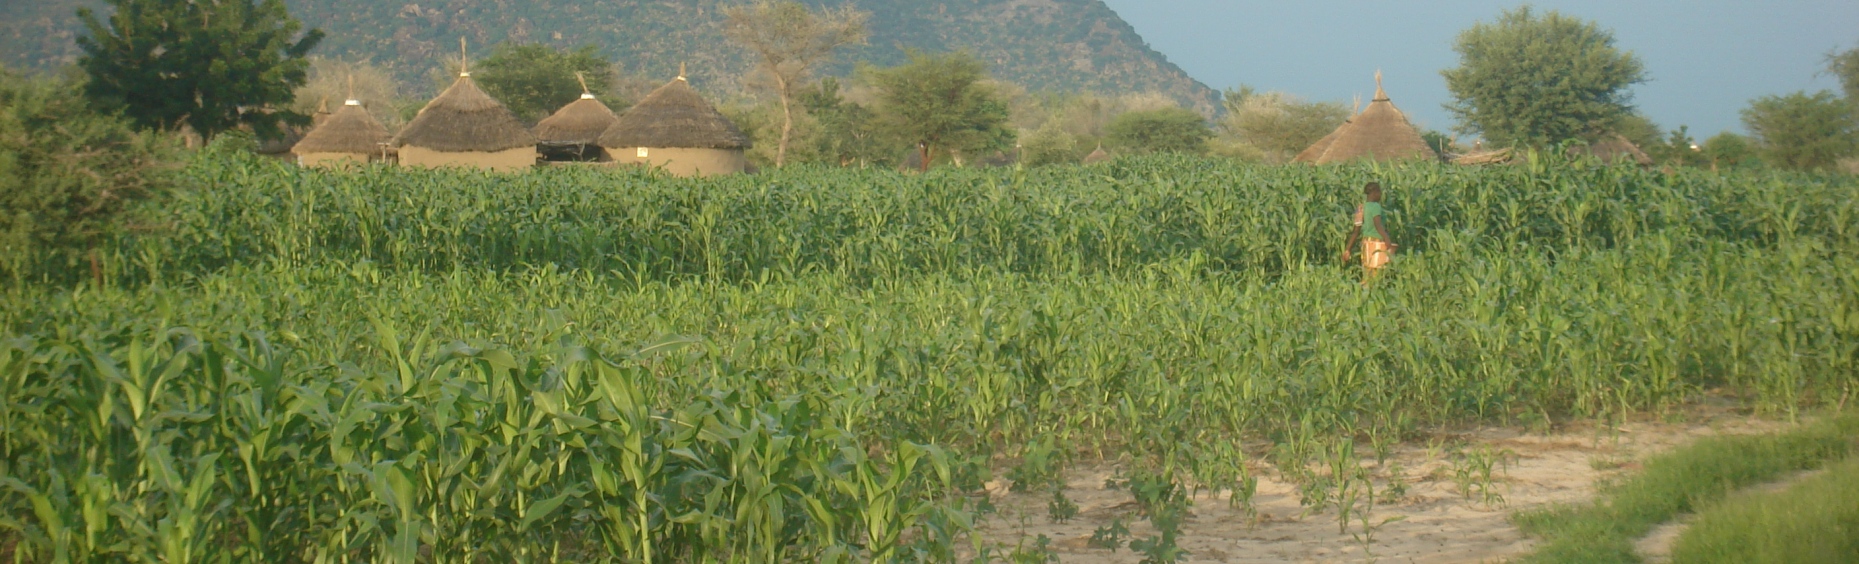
xmin=1513 ymin=414 xmax=1859 ymax=563
xmin=1670 ymin=456 xmax=1859 ymax=563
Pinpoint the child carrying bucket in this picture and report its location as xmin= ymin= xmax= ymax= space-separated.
xmin=1342 ymin=181 xmax=1396 ymax=281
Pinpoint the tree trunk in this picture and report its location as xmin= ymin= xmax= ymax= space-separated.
xmin=776 ymin=77 xmax=792 ymax=167
xmin=919 ymin=142 xmax=932 ymax=173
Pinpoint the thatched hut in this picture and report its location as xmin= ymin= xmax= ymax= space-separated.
xmin=598 ymin=74 xmax=750 ymax=177
xmin=1567 ymin=134 xmax=1653 ymax=166
xmin=535 ymin=93 xmax=620 ymax=162
xmin=292 ymin=99 xmax=394 ymax=167
xmin=1082 ymin=145 xmax=1112 ymax=165
xmin=393 ymin=71 xmax=536 ymax=171
xmin=1294 ymin=73 xmax=1440 ymax=164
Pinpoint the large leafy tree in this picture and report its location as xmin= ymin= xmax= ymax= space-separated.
xmin=1217 ymin=85 xmax=1349 ymax=161
xmin=77 ymin=0 xmax=323 ymax=141
xmin=0 ymin=69 xmax=175 ymax=282
xmin=1442 ymin=6 xmax=1645 ymax=148
xmin=1741 ymin=90 xmax=1857 ymax=171
xmin=1105 ymin=107 xmax=1212 ymax=155
xmin=866 ymin=51 xmax=1013 ymax=171
xmin=722 ymin=0 xmax=869 ymax=167
xmin=1829 ymin=44 xmax=1859 ymax=103
xmin=474 ymin=43 xmax=617 ymax=124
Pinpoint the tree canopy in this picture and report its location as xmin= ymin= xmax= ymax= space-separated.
xmin=722 ymin=0 xmax=869 ymax=167
xmin=0 ymin=69 xmax=176 ymax=280
xmin=1442 ymin=6 xmax=1645 ymax=148
xmin=1829 ymin=44 xmax=1859 ymax=103
xmin=1217 ymin=86 xmax=1348 ymax=161
xmin=865 ymin=51 xmax=1013 ymax=170
xmin=473 ymin=43 xmax=617 ymax=124
xmin=1106 ymin=107 xmax=1211 ymax=155
xmin=1741 ymin=90 xmax=1857 ymax=171
xmin=77 ymin=0 xmax=323 ymax=141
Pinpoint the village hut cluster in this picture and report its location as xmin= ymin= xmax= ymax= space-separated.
xmin=291 ymin=59 xmax=750 ymax=176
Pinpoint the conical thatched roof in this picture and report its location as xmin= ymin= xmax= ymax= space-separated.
xmin=393 ymin=74 xmax=535 ymax=152
xmin=1568 ymin=134 xmax=1653 ymax=165
xmin=1292 ymin=120 xmax=1349 ymax=163
xmin=1296 ymin=75 xmax=1439 ymax=164
xmin=535 ymin=94 xmax=620 ymax=146
xmin=599 ymin=77 xmax=750 ymax=149
xmin=293 ymin=100 xmax=392 ymax=155
xmin=1082 ymin=145 xmax=1111 ymax=164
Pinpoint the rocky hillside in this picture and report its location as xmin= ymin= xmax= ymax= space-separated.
xmin=2 ymin=0 xmax=1217 ymax=113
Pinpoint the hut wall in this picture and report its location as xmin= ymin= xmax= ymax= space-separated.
xmin=298 ymin=152 xmax=375 ymax=169
xmin=398 ymin=146 xmax=536 ymax=172
xmin=605 ymin=147 xmax=746 ymax=177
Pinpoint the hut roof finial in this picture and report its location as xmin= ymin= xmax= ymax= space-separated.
xmin=678 ymin=62 xmax=687 ymax=81
xmin=576 ymin=71 xmax=593 ymax=99
xmin=459 ymin=37 xmax=470 ymax=77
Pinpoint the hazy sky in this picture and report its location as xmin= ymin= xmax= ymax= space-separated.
xmin=1097 ymin=0 xmax=1859 ymax=139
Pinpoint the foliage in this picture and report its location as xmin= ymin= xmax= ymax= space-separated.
xmin=1515 ymin=415 xmax=1858 ymax=563
xmin=1442 ymin=6 xmax=1646 ymax=148
xmin=1671 ymin=456 xmax=1859 ymax=563
xmin=4 ymin=153 xmax=1859 ymax=558
xmin=0 ymin=69 xmax=175 ymax=280
xmin=291 ymin=56 xmax=406 ymax=129
xmin=1020 ymin=120 xmax=1084 ymax=166
xmin=1741 ymin=90 xmax=1859 ymax=171
xmin=796 ymin=77 xmax=890 ymax=167
xmin=864 ymin=50 xmax=1014 ymax=169
xmin=473 ymin=43 xmax=617 ymax=123
xmin=1645 ymin=125 xmax=1707 ymax=167
xmin=1829 ymin=44 xmax=1859 ymax=103
xmin=1217 ymin=86 xmax=1349 ymax=161
xmin=722 ymin=0 xmax=869 ymax=167
xmin=1702 ymin=132 xmax=1761 ymax=170
xmin=1105 ymin=107 xmax=1211 ymax=155
xmin=76 ymin=0 xmax=324 ymax=141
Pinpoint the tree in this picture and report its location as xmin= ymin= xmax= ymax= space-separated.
xmin=1442 ymin=6 xmax=1646 ymax=148
xmin=1741 ymin=90 xmax=1857 ymax=171
xmin=474 ymin=43 xmax=617 ymax=123
xmin=1105 ymin=107 xmax=1211 ymax=155
xmin=1701 ymin=132 xmax=1759 ymax=171
xmin=866 ymin=51 xmax=1014 ymax=171
xmin=1829 ymin=44 xmax=1859 ymax=102
xmin=722 ymin=0 xmax=869 ymax=167
xmin=1021 ymin=120 xmax=1082 ymax=166
xmin=1216 ymin=86 xmax=1349 ymax=161
xmin=0 ymin=69 xmax=176 ymax=283
xmin=292 ymin=57 xmax=405 ymax=128
xmin=797 ymin=77 xmax=889 ymax=167
xmin=77 ymin=0 xmax=323 ymax=141
xmin=1646 ymin=125 xmax=1706 ymax=167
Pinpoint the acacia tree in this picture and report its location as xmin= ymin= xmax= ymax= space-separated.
xmin=866 ymin=51 xmax=1013 ymax=171
xmin=1106 ymin=107 xmax=1212 ymax=155
xmin=1829 ymin=44 xmax=1859 ymax=103
xmin=1742 ymin=91 xmax=1857 ymax=171
xmin=1442 ymin=6 xmax=1645 ymax=148
xmin=1217 ymin=86 xmax=1349 ymax=160
xmin=77 ymin=0 xmax=323 ymax=141
xmin=722 ymin=0 xmax=869 ymax=167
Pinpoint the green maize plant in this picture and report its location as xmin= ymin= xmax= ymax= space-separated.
xmin=2 ymin=147 xmax=1855 ymax=560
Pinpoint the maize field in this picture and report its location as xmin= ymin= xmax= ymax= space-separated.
xmin=2 ymin=148 xmax=1856 ymax=561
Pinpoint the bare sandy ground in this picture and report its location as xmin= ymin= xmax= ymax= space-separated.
xmin=973 ymin=410 xmax=1787 ymax=563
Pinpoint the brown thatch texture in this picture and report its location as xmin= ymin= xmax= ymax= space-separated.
xmin=1292 ymin=121 xmax=1348 ymax=163
xmin=293 ymin=102 xmax=392 ymax=156
xmin=1082 ymin=146 xmax=1111 ymax=164
xmin=599 ymin=78 xmax=750 ymax=149
xmin=534 ymin=95 xmax=620 ymax=146
xmin=393 ymin=75 xmax=536 ymax=152
xmin=1568 ymin=134 xmax=1653 ymax=165
xmin=1307 ymin=84 xmax=1438 ymax=164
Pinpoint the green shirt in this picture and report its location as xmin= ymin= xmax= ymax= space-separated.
xmin=1361 ymin=202 xmax=1387 ymax=241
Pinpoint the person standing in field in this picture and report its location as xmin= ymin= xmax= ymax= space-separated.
xmin=1343 ymin=181 xmax=1396 ymax=281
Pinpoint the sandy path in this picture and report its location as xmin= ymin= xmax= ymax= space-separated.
xmin=973 ymin=411 xmax=1785 ymax=563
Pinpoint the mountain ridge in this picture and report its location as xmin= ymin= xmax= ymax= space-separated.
xmin=1 ymin=0 xmax=1218 ymax=114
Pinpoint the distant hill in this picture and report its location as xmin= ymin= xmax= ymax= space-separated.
xmin=1 ymin=0 xmax=1217 ymax=114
